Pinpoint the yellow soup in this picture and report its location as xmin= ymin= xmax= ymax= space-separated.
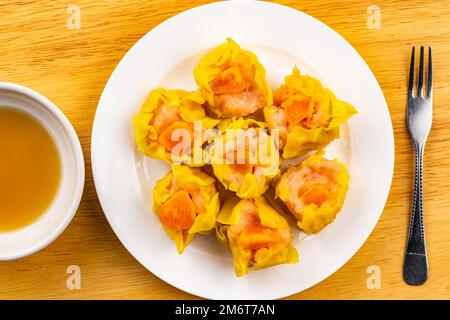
xmin=0 ymin=108 xmax=61 ymax=232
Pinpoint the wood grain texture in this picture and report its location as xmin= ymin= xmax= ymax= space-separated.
xmin=1 ymin=0 xmax=450 ymax=300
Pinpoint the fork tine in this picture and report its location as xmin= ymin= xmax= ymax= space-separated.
xmin=417 ymin=46 xmax=425 ymax=97
xmin=408 ymin=46 xmax=415 ymax=98
xmin=427 ymin=46 xmax=432 ymax=98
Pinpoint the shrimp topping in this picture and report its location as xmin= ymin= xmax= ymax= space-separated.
xmin=280 ymin=158 xmax=339 ymax=220
xmin=158 ymin=121 xmax=194 ymax=153
xmin=211 ymin=66 xmax=246 ymax=94
xmin=158 ymin=190 xmax=196 ymax=231
xmin=194 ymin=39 xmax=272 ymax=117
xmin=229 ymin=199 xmax=290 ymax=251
xmin=211 ymin=64 xmax=264 ymax=117
xmin=276 ymin=154 xmax=349 ymax=233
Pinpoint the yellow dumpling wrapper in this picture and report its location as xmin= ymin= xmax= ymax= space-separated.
xmin=216 ymin=197 xmax=298 ymax=277
xmin=276 ymin=153 xmax=350 ymax=233
xmin=153 ymin=165 xmax=220 ymax=253
xmin=264 ymin=67 xmax=357 ymax=159
xmin=133 ymin=88 xmax=219 ymax=165
xmin=193 ymin=38 xmax=272 ymax=117
xmin=209 ymin=118 xmax=280 ymax=199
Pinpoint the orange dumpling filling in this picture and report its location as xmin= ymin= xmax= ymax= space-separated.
xmin=193 ymin=39 xmax=272 ymax=117
xmin=211 ymin=66 xmax=246 ymax=94
xmin=158 ymin=121 xmax=194 ymax=153
xmin=151 ymin=104 xmax=181 ymax=134
xmin=229 ymin=200 xmax=290 ymax=252
xmin=264 ymin=67 xmax=356 ymax=159
xmin=158 ymin=190 xmax=197 ymax=231
xmin=277 ymin=91 xmax=323 ymax=130
xmin=299 ymin=166 xmax=336 ymax=208
xmin=276 ymin=153 xmax=350 ymax=233
xmin=229 ymin=145 xmax=254 ymax=175
xmin=216 ymin=197 xmax=298 ymax=276
xmin=239 ymin=224 xmax=285 ymax=250
xmin=153 ymin=165 xmax=220 ymax=254
xmin=282 ymin=94 xmax=312 ymax=126
xmin=300 ymin=185 xmax=333 ymax=207
xmin=212 ymin=66 xmax=264 ymax=117
xmin=210 ymin=118 xmax=280 ymax=199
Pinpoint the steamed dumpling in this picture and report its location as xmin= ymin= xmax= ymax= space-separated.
xmin=276 ymin=153 xmax=349 ymax=233
xmin=134 ymin=88 xmax=219 ymax=165
xmin=208 ymin=118 xmax=280 ymax=199
xmin=264 ymin=67 xmax=356 ymax=158
xmin=153 ymin=165 xmax=220 ymax=253
xmin=216 ymin=197 xmax=298 ymax=276
xmin=194 ymin=38 xmax=272 ymax=117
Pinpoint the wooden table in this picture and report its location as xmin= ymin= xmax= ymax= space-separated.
xmin=1 ymin=0 xmax=449 ymax=300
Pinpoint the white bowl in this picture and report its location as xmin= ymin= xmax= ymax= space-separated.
xmin=0 ymin=82 xmax=85 ymax=260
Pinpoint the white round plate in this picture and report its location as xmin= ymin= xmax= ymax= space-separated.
xmin=91 ymin=0 xmax=394 ymax=299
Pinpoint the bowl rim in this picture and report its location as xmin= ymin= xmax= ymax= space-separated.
xmin=0 ymin=81 xmax=85 ymax=261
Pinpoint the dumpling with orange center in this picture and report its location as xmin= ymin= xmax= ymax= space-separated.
xmin=208 ymin=118 xmax=280 ymax=199
xmin=264 ymin=67 xmax=357 ymax=158
xmin=275 ymin=153 xmax=349 ymax=233
xmin=193 ymin=38 xmax=272 ymax=117
xmin=153 ymin=165 xmax=220 ymax=253
xmin=134 ymin=88 xmax=219 ymax=165
xmin=216 ymin=197 xmax=298 ymax=277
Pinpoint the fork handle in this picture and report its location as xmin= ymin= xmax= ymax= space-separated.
xmin=403 ymin=144 xmax=428 ymax=285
